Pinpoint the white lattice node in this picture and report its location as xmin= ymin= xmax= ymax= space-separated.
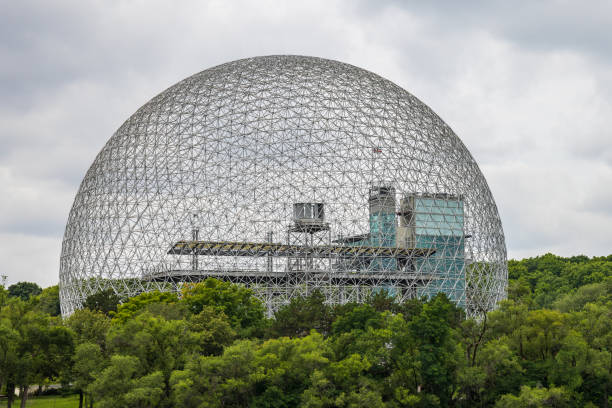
xmin=59 ymin=55 xmax=507 ymax=317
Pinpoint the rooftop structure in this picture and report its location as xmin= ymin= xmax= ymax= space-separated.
xmin=59 ymin=55 xmax=507 ymax=316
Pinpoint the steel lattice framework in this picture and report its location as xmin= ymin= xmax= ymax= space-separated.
xmin=59 ymin=55 xmax=507 ymax=316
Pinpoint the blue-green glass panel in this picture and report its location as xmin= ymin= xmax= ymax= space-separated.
xmin=413 ymin=197 xmax=466 ymax=308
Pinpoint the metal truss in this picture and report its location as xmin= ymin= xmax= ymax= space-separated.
xmin=59 ymin=55 xmax=507 ymax=317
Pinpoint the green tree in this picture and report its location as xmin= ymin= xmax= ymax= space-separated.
xmin=408 ymin=293 xmax=461 ymax=406
xmin=252 ymin=333 xmax=330 ymax=407
xmin=386 ymin=314 xmax=424 ymax=402
xmin=89 ymin=355 xmax=164 ymax=408
xmin=507 ymin=254 xmax=612 ymax=309
xmin=575 ymin=302 xmax=612 ymax=406
xmin=522 ymin=309 xmax=567 ymax=361
xmin=187 ymin=306 xmax=235 ymax=356
xmin=393 ymin=298 xmax=424 ymax=322
xmin=0 ymin=284 xmax=9 ymax=307
xmin=34 ymin=285 xmax=61 ymax=316
xmin=488 ymin=300 xmax=529 ymax=359
xmin=83 ymin=289 xmax=122 ymax=315
xmin=552 ymin=279 xmax=611 ymax=312
xmin=475 ymin=338 xmax=524 ymax=406
xmin=330 ymin=311 xmax=394 ymax=378
xmin=66 ymin=308 xmax=111 ymax=350
xmin=0 ymin=319 xmax=19 ymax=407
xmin=181 ymin=278 xmax=266 ymax=337
xmin=171 ymin=333 xmax=329 ymax=408
xmin=7 ymin=282 xmax=42 ymax=301
xmin=107 ymin=312 xmax=195 ymax=405
xmin=111 ymin=291 xmax=179 ymax=324
xmin=550 ymin=330 xmax=588 ymax=392
xmin=507 ymin=276 xmax=533 ymax=305
xmin=301 ymin=353 xmax=383 ymax=408
xmin=495 ymin=385 xmax=570 ymax=408
xmin=72 ymin=343 xmax=105 ymax=408
xmin=171 ymin=339 xmax=258 ymax=408
xmin=0 ymin=299 xmax=74 ymax=408
xmin=367 ymin=289 xmax=400 ymax=313
xmin=331 ymin=304 xmax=382 ymax=336
xmin=271 ymin=290 xmax=333 ymax=337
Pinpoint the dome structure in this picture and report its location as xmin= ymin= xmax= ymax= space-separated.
xmin=59 ymin=55 xmax=507 ymax=316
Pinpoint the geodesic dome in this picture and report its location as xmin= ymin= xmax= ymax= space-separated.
xmin=59 ymin=55 xmax=507 ymax=316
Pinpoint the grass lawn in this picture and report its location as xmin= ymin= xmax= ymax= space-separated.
xmin=0 ymin=394 xmax=79 ymax=408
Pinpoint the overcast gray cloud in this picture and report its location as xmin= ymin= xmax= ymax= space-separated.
xmin=1 ymin=0 xmax=611 ymax=287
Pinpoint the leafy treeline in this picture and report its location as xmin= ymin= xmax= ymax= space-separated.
xmin=0 ymin=253 xmax=610 ymax=408
xmin=508 ymin=253 xmax=612 ymax=310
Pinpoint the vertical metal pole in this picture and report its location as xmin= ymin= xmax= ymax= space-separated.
xmin=286 ymin=228 xmax=291 ymax=271
xmin=309 ymin=233 xmax=313 ymax=270
xmin=328 ymin=228 xmax=332 ymax=270
xmin=267 ymin=231 xmax=273 ymax=273
xmin=192 ymin=226 xmax=199 ymax=271
xmin=372 ymin=147 xmax=375 ymax=186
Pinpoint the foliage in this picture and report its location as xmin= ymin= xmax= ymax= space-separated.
xmin=66 ymin=308 xmax=111 ymax=350
xmin=82 ymin=289 xmax=122 ymax=315
xmin=72 ymin=343 xmax=105 ymax=407
xmin=552 ymin=279 xmax=612 ymax=312
xmin=507 ymin=253 xmax=612 ymax=309
xmin=89 ymin=355 xmax=164 ymax=408
xmin=171 ymin=333 xmax=330 ymax=408
xmin=111 ymin=291 xmax=179 ymax=324
xmin=270 ymin=290 xmax=333 ymax=337
xmin=186 ymin=307 xmax=236 ymax=356
xmin=0 ymin=298 xmax=74 ymax=407
xmin=7 ymin=282 xmax=42 ymax=301
xmin=0 ymin=285 xmax=8 ymax=308
xmin=181 ymin=278 xmax=266 ymax=337
xmin=1 ymin=255 xmax=611 ymax=407
xmin=33 ymin=286 xmax=61 ymax=316
xmin=495 ymin=385 xmax=571 ymax=407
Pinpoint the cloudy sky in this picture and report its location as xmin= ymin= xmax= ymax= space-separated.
xmin=2 ymin=0 xmax=611 ymax=287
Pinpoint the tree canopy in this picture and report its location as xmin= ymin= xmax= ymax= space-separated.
xmin=7 ymin=282 xmax=42 ymax=301
xmin=1 ymin=254 xmax=611 ymax=407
